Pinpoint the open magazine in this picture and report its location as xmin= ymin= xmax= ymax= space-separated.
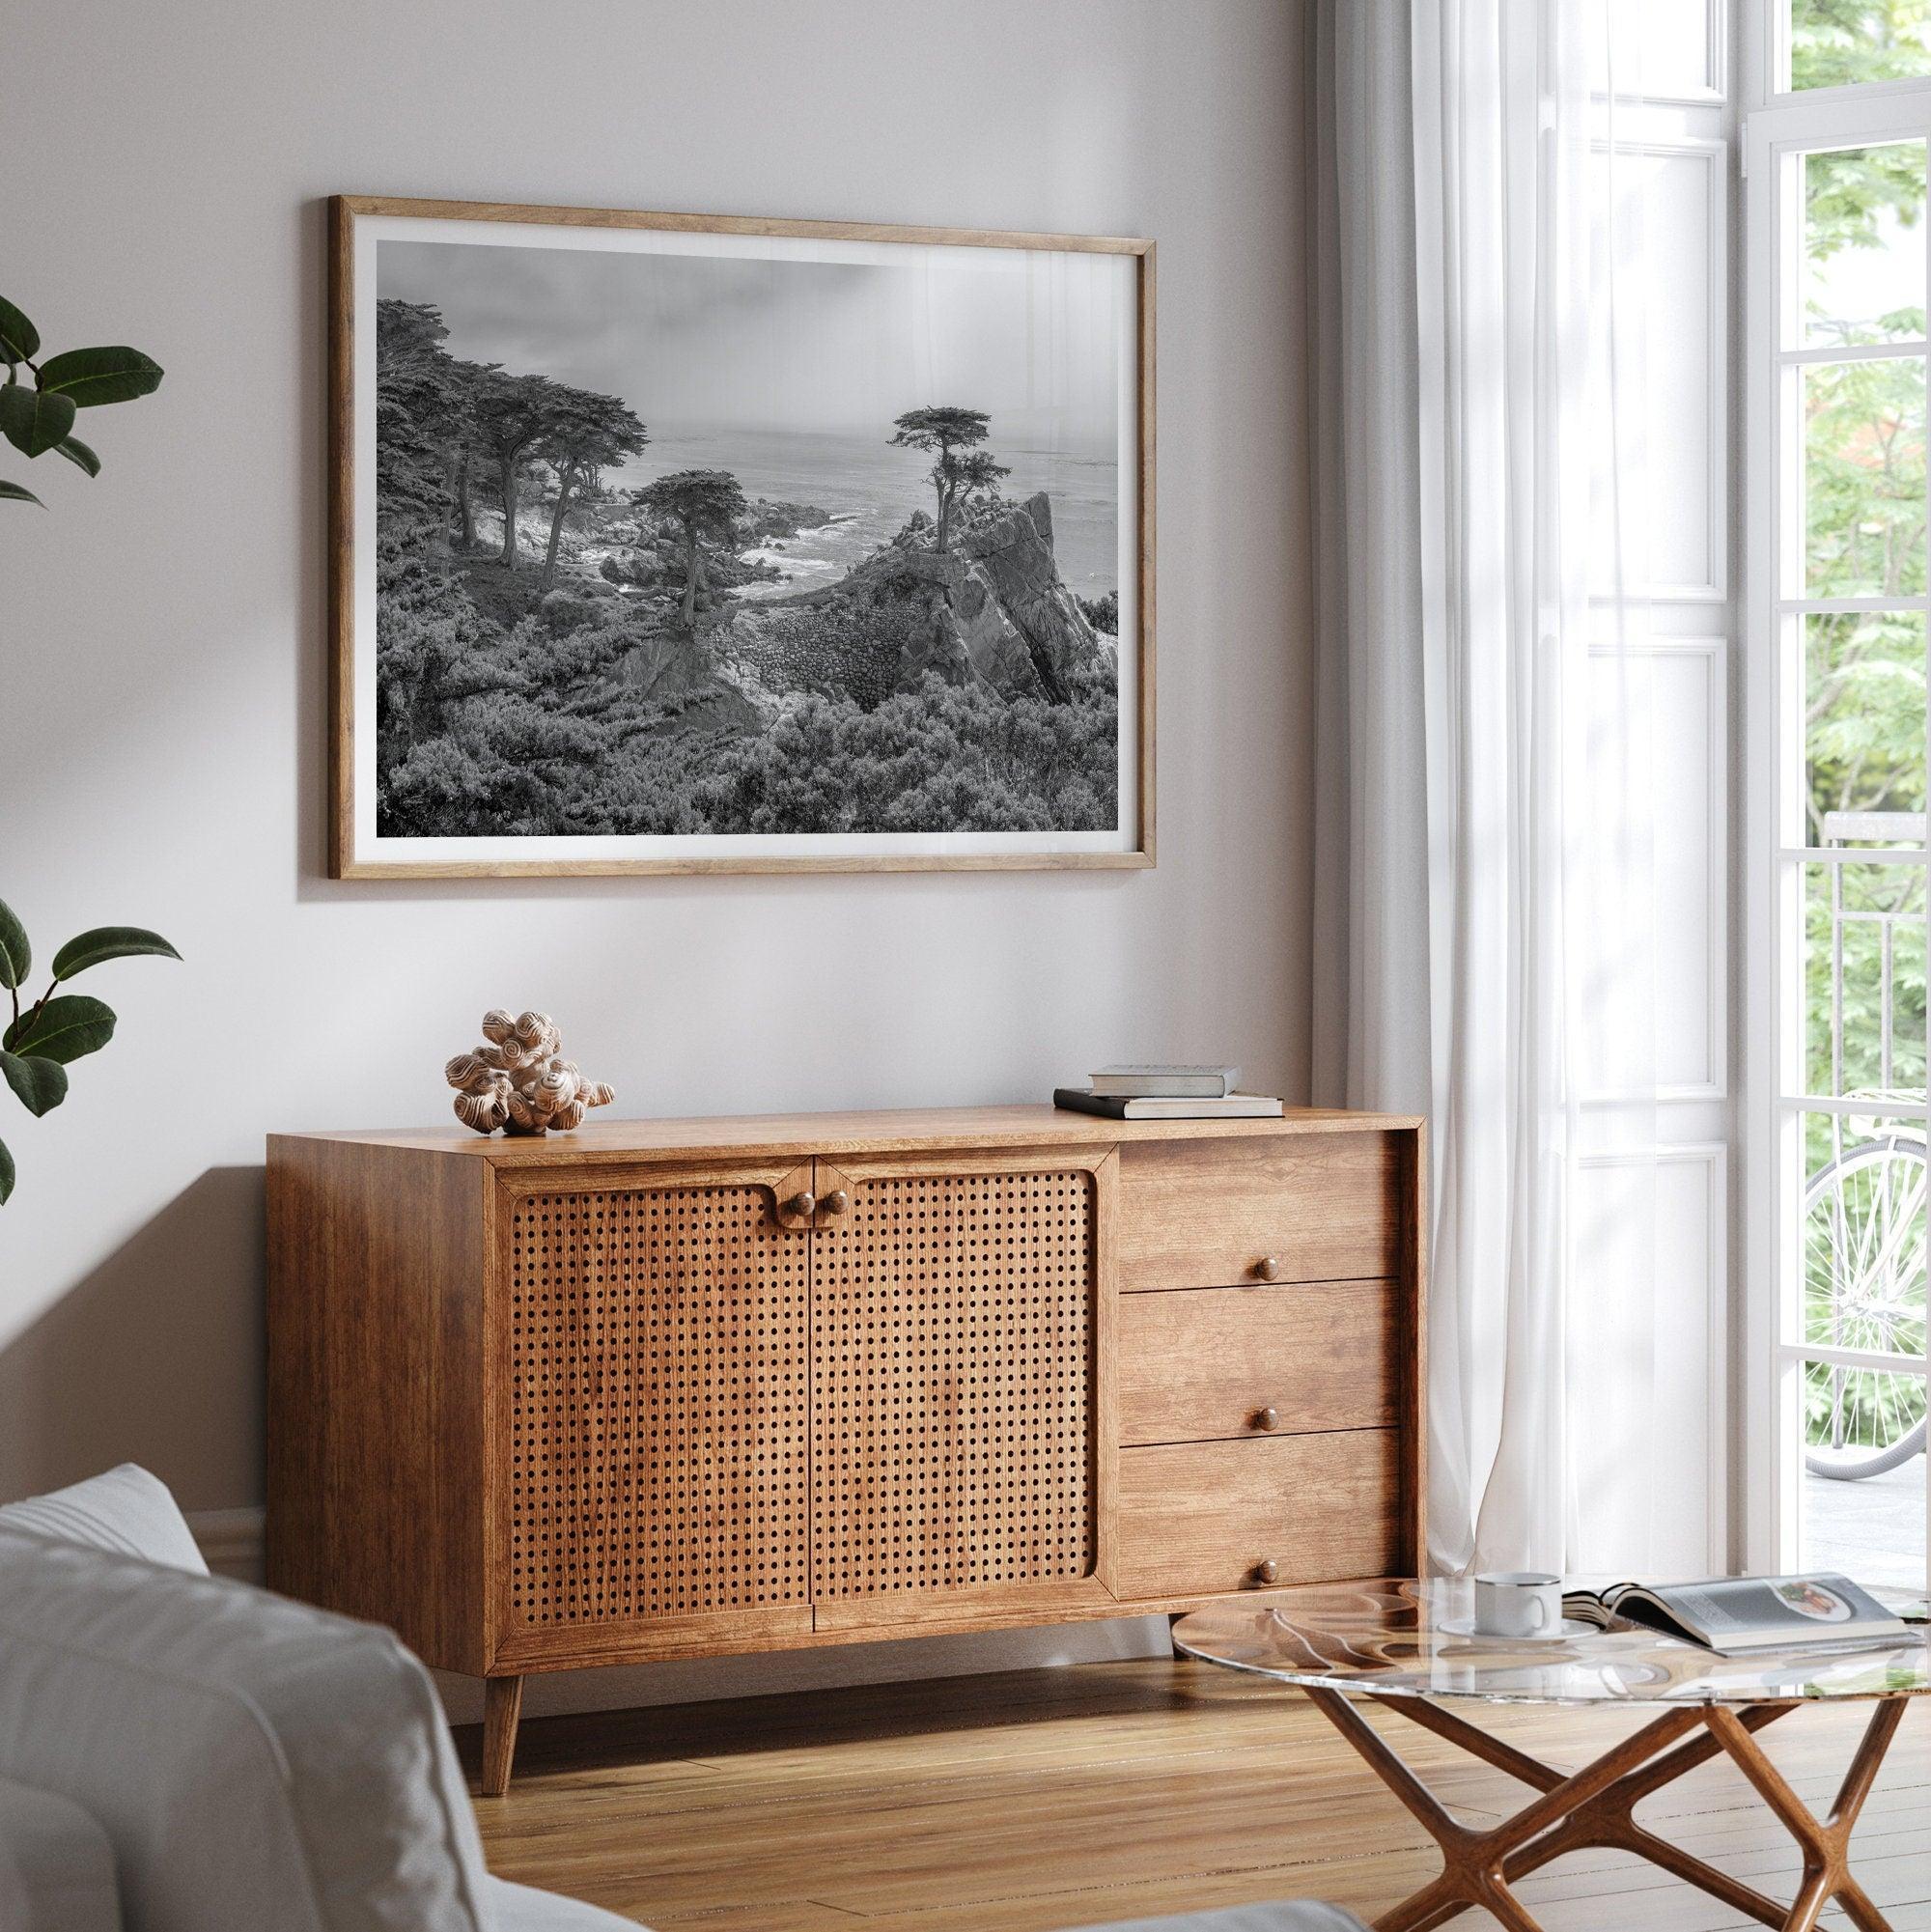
xmin=1563 ymin=1574 xmax=1918 ymax=1658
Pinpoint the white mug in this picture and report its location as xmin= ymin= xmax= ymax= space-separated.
xmin=1471 ymin=1571 xmax=1563 ymax=1639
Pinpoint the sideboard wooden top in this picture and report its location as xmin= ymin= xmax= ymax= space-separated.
xmin=269 ymin=1103 xmax=1425 ymax=1166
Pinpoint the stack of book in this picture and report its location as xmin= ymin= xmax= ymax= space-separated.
xmin=1053 ymin=1065 xmax=1285 ymax=1120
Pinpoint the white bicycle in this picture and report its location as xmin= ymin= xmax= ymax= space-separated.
xmin=1803 ymin=1129 xmax=1929 ymax=1481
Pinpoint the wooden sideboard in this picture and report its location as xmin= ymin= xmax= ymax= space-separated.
xmin=266 ymin=1105 xmax=1425 ymax=1792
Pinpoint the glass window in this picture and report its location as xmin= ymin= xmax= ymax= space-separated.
xmin=1802 ymin=145 xmax=1927 ymax=345
xmin=1758 ymin=17 xmax=1931 ymax=1601
xmin=1804 ymin=860 xmax=1929 ymax=1095
xmin=1791 ymin=0 xmax=1931 ymax=92
xmin=1805 ymin=613 xmax=1928 ymax=833
xmin=1803 ymin=357 xmax=1926 ymax=599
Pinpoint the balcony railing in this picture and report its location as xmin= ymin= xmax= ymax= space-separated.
xmin=1806 ymin=808 xmax=1928 ymax=1488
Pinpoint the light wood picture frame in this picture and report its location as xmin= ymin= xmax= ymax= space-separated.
xmin=328 ymin=196 xmax=1155 ymax=879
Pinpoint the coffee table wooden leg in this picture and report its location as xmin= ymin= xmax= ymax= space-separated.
xmin=1840 ymin=1875 xmax=1897 ymax=1932
xmin=1500 ymin=1701 xmax=1802 ymax=1928
xmin=1301 ymin=1688 xmax=1911 ymax=1932
xmin=1374 ymin=1693 xmax=1566 ymax=1793
xmin=1372 ymin=1871 xmax=1465 ymax=1932
xmin=1301 ymin=1688 xmax=1702 ymax=1932
xmin=1703 ymin=1699 xmax=1907 ymax=1932
xmin=1382 ymin=1694 xmax=1801 ymax=1924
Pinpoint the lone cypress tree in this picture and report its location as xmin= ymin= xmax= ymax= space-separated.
xmin=890 ymin=406 xmax=1008 ymax=553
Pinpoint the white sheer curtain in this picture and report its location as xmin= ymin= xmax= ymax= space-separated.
xmin=1310 ymin=0 xmax=1663 ymax=1576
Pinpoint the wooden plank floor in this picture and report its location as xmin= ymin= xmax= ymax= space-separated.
xmin=463 ymin=1659 xmax=1931 ymax=1931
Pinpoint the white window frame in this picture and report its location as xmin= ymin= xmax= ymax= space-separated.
xmin=1743 ymin=5 xmax=1931 ymax=1592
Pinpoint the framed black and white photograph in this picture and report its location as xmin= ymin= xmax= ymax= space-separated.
xmin=328 ymin=196 xmax=1154 ymax=878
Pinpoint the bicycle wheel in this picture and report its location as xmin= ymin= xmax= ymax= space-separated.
xmin=1802 ymin=1134 xmax=1929 ymax=1481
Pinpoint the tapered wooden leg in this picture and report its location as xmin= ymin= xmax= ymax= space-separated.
xmin=482 ymin=1674 xmax=524 ymax=1798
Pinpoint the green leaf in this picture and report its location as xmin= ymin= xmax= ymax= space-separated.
xmin=54 ymin=434 xmax=99 ymax=478
xmin=0 ymin=382 xmax=76 ymax=458
xmin=0 ymin=1134 xmax=14 ymax=1206
xmin=0 ymin=1050 xmax=67 ymax=1117
xmin=36 ymin=347 xmax=164 ymax=409
xmin=50 ymin=926 xmax=181 ymax=980
xmin=5 ymin=994 xmax=116 ymax=1064
xmin=0 ymin=296 xmax=39 ymax=364
xmin=0 ymin=478 xmax=44 ymax=506
xmin=0 ymin=900 xmax=28 ymax=989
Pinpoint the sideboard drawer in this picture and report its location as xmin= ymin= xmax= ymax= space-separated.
xmin=1117 ymin=1134 xmax=1402 ymax=1291
xmin=1115 ymin=1431 xmax=1401 ymax=1598
xmin=1118 ymin=1281 xmax=1397 ymax=1445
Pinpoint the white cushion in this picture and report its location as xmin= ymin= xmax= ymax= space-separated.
xmin=483 ymin=1875 xmax=640 ymax=1931
xmin=0 ymin=1774 xmax=122 ymax=1932
xmin=0 ymin=1524 xmax=491 ymax=1931
xmin=0 ymin=1463 xmax=208 ymax=1574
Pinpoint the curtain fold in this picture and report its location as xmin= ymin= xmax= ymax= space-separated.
xmin=1310 ymin=0 xmax=1663 ymax=1576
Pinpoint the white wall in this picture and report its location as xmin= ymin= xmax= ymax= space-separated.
xmin=0 ymin=0 xmax=1313 ymax=1714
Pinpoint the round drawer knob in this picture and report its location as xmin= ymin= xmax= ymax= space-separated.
xmin=1254 ymin=1557 xmax=1279 ymax=1586
xmin=1254 ymin=1406 xmax=1279 ymax=1432
xmin=1254 ymin=1255 xmax=1281 ymax=1281
xmin=787 ymin=1190 xmax=817 ymax=1219
xmin=822 ymin=1189 xmax=850 ymax=1217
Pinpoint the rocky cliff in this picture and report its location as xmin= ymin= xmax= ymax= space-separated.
xmin=626 ymin=489 xmax=1111 ymax=718
xmin=879 ymin=491 xmax=1105 ymax=702
xmin=952 ymin=492 xmax=1102 ymax=700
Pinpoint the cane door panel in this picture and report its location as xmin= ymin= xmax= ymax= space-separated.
xmin=496 ymin=1165 xmax=813 ymax=1655
xmin=807 ymin=1151 xmax=1117 ymax=1624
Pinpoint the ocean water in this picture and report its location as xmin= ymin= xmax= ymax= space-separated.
xmin=612 ymin=425 xmax=1121 ymax=601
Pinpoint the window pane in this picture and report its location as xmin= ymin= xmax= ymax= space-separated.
xmin=1799 ymin=1376 xmax=1927 ymax=1591
xmin=1805 ymin=613 xmax=1927 ymax=838
xmin=1802 ymin=1129 xmax=1929 ymax=1354
xmin=1804 ymin=357 xmax=1926 ymax=598
xmin=1803 ymin=145 xmax=1927 ymax=348
xmin=1804 ymin=860 xmax=1927 ymax=1096
xmin=1791 ymin=0 xmax=1931 ymax=91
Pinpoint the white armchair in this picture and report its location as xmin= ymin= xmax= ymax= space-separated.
xmin=0 ymin=1467 xmax=1360 ymax=1932
xmin=0 ymin=1465 xmax=633 ymax=1932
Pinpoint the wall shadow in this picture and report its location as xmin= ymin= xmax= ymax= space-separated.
xmin=0 ymin=1165 xmax=265 ymax=1510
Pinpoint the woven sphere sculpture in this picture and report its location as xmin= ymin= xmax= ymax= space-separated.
xmin=443 ymin=1009 xmax=615 ymax=1136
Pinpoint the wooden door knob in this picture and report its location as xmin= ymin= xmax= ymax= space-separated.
xmin=1254 ymin=1255 xmax=1281 ymax=1280
xmin=821 ymin=1189 xmax=850 ymax=1216
xmin=1253 ymin=1557 xmax=1279 ymax=1585
xmin=1254 ymin=1406 xmax=1279 ymax=1432
xmin=787 ymin=1190 xmax=817 ymax=1219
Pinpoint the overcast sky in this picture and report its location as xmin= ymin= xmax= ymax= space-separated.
xmin=378 ymin=236 xmax=1123 ymax=450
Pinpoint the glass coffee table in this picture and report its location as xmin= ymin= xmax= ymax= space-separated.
xmin=1173 ymin=1579 xmax=1929 ymax=1932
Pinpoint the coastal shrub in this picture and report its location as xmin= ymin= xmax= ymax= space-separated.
xmin=382 ymin=694 xmax=606 ymax=837
xmin=544 ymin=721 xmax=742 ymax=836
xmin=1077 ymin=590 xmax=1119 ymax=636
xmin=374 ymin=555 xmax=517 ymax=809
xmin=691 ymin=676 xmax=1118 ymax=835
